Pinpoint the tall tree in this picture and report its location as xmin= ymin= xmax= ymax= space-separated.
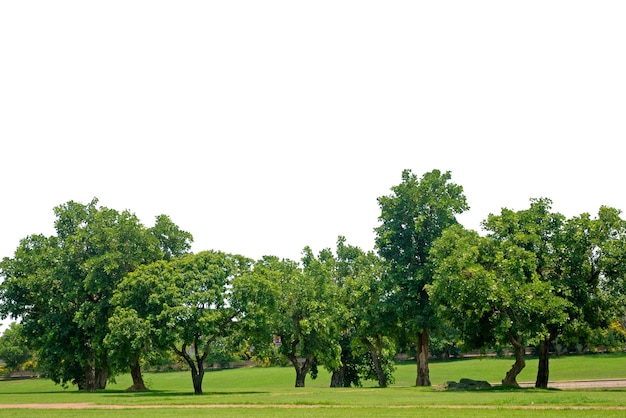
xmin=0 ymin=198 xmax=192 ymax=391
xmin=375 ymin=169 xmax=468 ymax=386
xmin=112 ymin=251 xmax=251 ymax=395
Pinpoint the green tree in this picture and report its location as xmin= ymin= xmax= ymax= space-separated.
xmin=112 ymin=251 xmax=251 ymax=395
xmin=429 ymin=224 xmax=569 ymax=386
xmin=234 ymin=253 xmax=342 ymax=387
xmin=0 ymin=322 xmax=32 ymax=374
xmin=104 ymin=307 xmax=154 ymax=390
xmin=0 ymin=198 xmax=192 ymax=391
xmin=477 ymin=199 xmax=626 ymax=388
xmin=375 ymin=169 xmax=468 ymax=386
xmin=331 ymin=237 xmax=396 ymax=388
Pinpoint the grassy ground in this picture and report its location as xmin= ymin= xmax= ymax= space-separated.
xmin=0 ymin=353 xmax=624 ymax=417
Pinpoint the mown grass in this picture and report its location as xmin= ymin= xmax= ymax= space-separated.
xmin=0 ymin=353 xmax=625 ymax=417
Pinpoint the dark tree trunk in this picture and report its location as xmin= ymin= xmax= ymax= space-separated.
xmin=182 ymin=355 xmax=205 ymax=395
xmin=362 ymin=337 xmax=387 ymax=388
xmin=416 ymin=330 xmax=431 ymax=386
xmin=174 ymin=343 xmax=207 ymax=395
xmin=127 ymin=357 xmax=147 ymax=391
xmin=289 ymin=354 xmax=314 ymax=387
xmin=191 ymin=365 xmax=205 ymax=395
xmin=84 ymin=365 xmax=97 ymax=392
xmin=96 ymin=363 xmax=108 ymax=390
xmin=535 ymin=338 xmax=550 ymax=388
xmin=502 ymin=331 xmax=526 ymax=387
xmin=330 ymin=367 xmax=345 ymax=388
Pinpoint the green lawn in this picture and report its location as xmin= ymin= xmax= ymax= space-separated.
xmin=0 ymin=353 xmax=625 ymax=417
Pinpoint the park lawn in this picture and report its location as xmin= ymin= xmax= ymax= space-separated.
xmin=0 ymin=352 xmax=625 ymax=417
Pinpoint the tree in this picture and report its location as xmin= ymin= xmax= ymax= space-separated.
xmin=429 ymin=224 xmax=569 ymax=386
xmin=104 ymin=307 xmax=154 ymax=391
xmin=234 ymin=253 xmax=342 ymax=387
xmin=0 ymin=198 xmax=192 ymax=391
xmin=331 ymin=237 xmax=396 ymax=388
xmin=477 ymin=199 xmax=626 ymax=388
xmin=112 ymin=251 xmax=251 ymax=395
xmin=0 ymin=322 xmax=33 ymax=375
xmin=375 ymin=169 xmax=468 ymax=386
xmin=537 ymin=205 xmax=626 ymax=387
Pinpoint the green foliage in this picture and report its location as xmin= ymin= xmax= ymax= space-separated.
xmin=430 ymin=223 xmax=569 ymax=348
xmin=375 ymin=169 xmax=469 ymax=330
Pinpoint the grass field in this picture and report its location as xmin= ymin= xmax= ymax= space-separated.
xmin=0 ymin=353 xmax=625 ymax=417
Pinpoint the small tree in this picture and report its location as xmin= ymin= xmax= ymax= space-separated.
xmin=112 ymin=251 xmax=251 ymax=395
xmin=234 ymin=253 xmax=342 ymax=387
xmin=0 ymin=323 xmax=32 ymax=375
xmin=331 ymin=237 xmax=396 ymax=388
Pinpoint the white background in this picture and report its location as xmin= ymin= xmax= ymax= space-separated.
xmin=2 ymin=1 xmax=625 ymax=270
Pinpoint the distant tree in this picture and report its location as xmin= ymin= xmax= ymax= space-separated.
xmin=0 ymin=198 xmax=192 ymax=391
xmin=112 ymin=251 xmax=251 ymax=395
xmin=0 ymin=322 xmax=32 ymax=374
xmin=234 ymin=253 xmax=342 ymax=387
xmin=375 ymin=169 xmax=468 ymax=386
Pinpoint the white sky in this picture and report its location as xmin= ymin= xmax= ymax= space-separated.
xmin=2 ymin=1 xmax=625 ymax=265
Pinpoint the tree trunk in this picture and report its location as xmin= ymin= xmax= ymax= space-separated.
xmin=182 ymin=356 xmax=205 ymax=395
xmin=96 ymin=363 xmax=108 ymax=390
xmin=127 ymin=357 xmax=147 ymax=391
xmin=174 ymin=344 xmax=206 ymax=395
xmin=289 ymin=354 xmax=313 ymax=387
xmin=416 ymin=330 xmax=431 ymax=386
xmin=535 ymin=338 xmax=550 ymax=388
xmin=330 ymin=367 xmax=345 ymax=388
xmin=362 ymin=337 xmax=387 ymax=388
xmin=84 ymin=365 xmax=97 ymax=392
xmin=502 ymin=331 xmax=526 ymax=387
xmin=191 ymin=365 xmax=205 ymax=395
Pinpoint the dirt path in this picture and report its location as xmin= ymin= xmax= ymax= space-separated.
xmin=517 ymin=378 xmax=626 ymax=389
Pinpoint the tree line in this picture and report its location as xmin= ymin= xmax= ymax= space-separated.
xmin=1 ymin=170 xmax=625 ymax=394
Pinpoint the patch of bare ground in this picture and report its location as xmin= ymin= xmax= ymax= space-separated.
xmin=517 ymin=378 xmax=626 ymax=389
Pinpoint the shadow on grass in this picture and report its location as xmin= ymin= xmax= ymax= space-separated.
xmin=434 ymin=385 xmax=563 ymax=393
xmin=489 ymin=386 xmax=561 ymax=392
xmin=101 ymin=389 xmax=269 ymax=398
